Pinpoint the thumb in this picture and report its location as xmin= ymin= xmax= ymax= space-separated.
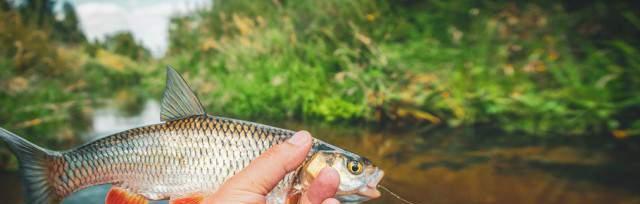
xmin=299 ymin=167 xmax=340 ymax=204
xmin=220 ymin=131 xmax=313 ymax=195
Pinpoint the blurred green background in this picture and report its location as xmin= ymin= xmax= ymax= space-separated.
xmin=1 ymin=0 xmax=640 ymax=203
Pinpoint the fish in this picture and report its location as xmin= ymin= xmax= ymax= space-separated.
xmin=0 ymin=66 xmax=384 ymax=204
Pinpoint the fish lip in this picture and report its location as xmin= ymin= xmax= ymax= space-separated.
xmin=357 ymin=169 xmax=384 ymax=199
xmin=368 ymin=169 xmax=384 ymax=188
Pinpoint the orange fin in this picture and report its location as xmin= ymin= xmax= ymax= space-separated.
xmin=170 ymin=194 xmax=205 ymax=204
xmin=106 ymin=187 xmax=148 ymax=204
xmin=286 ymin=193 xmax=301 ymax=204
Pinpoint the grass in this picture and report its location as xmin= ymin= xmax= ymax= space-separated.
xmin=160 ymin=0 xmax=640 ymax=137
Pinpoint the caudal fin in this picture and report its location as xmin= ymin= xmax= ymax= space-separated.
xmin=0 ymin=128 xmax=61 ymax=204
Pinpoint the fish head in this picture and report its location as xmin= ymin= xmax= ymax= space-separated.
xmin=299 ymin=151 xmax=384 ymax=203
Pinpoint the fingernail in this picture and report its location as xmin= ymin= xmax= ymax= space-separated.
xmin=287 ymin=131 xmax=311 ymax=146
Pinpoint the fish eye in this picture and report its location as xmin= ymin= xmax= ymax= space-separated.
xmin=347 ymin=159 xmax=363 ymax=175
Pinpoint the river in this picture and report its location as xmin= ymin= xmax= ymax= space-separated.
xmin=1 ymin=100 xmax=639 ymax=204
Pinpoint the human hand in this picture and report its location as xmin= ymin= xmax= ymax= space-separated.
xmin=202 ymin=131 xmax=341 ymax=204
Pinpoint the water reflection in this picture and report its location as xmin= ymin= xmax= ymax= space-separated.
xmin=1 ymin=100 xmax=639 ymax=204
xmin=85 ymin=100 xmax=161 ymax=141
xmin=287 ymin=126 xmax=640 ymax=204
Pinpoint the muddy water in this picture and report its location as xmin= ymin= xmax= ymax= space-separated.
xmin=1 ymin=101 xmax=639 ymax=204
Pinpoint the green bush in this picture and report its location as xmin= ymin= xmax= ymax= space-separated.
xmin=162 ymin=0 xmax=639 ymax=137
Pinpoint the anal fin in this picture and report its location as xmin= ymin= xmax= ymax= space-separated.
xmin=170 ymin=193 xmax=205 ymax=204
xmin=106 ymin=187 xmax=148 ymax=204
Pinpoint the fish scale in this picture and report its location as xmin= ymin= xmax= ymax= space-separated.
xmin=51 ymin=115 xmax=305 ymax=200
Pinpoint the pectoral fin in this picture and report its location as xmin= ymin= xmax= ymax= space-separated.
xmin=105 ymin=187 xmax=148 ymax=204
xmin=169 ymin=193 xmax=205 ymax=204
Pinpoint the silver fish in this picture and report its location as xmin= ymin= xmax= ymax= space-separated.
xmin=0 ymin=66 xmax=384 ymax=204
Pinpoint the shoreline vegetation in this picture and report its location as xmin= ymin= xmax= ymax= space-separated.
xmin=1 ymin=0 xmax=639 ymax=169
xmin=154 ymin=1 xmax=640 ymax=138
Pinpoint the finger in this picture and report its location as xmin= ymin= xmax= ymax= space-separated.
xmin=222 ymin=131 xmax=313 ymax=195
xmin=300 ymin=167 xmax=340 ymax=204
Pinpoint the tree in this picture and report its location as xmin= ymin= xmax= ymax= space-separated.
xmin=1 ymin=0 xmax=11 ymax=11
xmin=54 ymin=2 xmax=86 ymax=43
xmin=18 ymin=0 xmax=56 ymax=27
xmin=101 ymin=32 xmax=151 ymax=61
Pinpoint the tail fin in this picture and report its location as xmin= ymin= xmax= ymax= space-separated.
xmin=0 ymin=128 xmax=61 ymax=204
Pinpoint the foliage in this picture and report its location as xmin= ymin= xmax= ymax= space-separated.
xmin=88 ymin=31 xmax=151 ymax=61
xmin=162 ymin=0 xmax=640 ymax=137
xmin=53 ymin=2 xmax=86 ymax=43
xmin=0 ymin=0 xmax=147 ymax=156
xmin=0 ymin=0 xmax=639 ymax=153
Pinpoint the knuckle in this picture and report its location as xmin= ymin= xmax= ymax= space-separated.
xmin=257 ymin=143 xmax=292 ymax=171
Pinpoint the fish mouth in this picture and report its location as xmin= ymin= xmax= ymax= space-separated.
xmin=357 ymin=169 xmax=384 ymax=199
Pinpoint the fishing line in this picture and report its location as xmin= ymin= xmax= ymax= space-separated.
xmin=379 ymin=184 xmax=418 ymax=204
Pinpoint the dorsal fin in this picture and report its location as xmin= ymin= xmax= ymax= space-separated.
xmin=160 ymin=66 xmax=206 ymax=121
